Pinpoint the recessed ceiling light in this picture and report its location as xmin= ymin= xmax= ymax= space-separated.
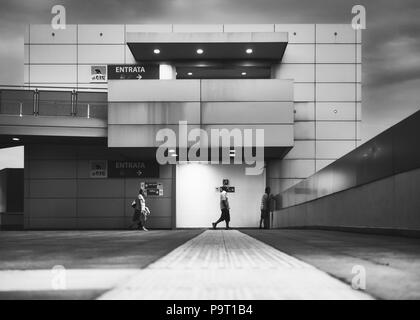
xmin=241 ymin=72 xmax=247 ymax=76
xmin=169 ymin=149 xmax=176 ymax=153
xmin=171 ymin=153 xmax=178 ymax=157
xmin=196 ymin=48 xmax=204 ymax=54
xmin=187 ymin=72 xmax=193 ymax=76
xmin=153 ymin=49 xmax=160 ymax=54
xmin=12 ymin=137 xmax=20 ymax=141
xmin=246 ymin=48 xmax=253 ymax=54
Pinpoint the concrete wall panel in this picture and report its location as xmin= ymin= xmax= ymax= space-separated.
xmin=77 ymin=198 xmax=125 ymax=217
xmin=316 ymin=24 xmax=357 ymax=43
xmin=30 ymin=45 xmax=77 ymax=64
xmin=29 ymin=160 xmax=77 ymax=179
xmin=202 ymin=102 xmax=293 ymax=124
xmin=275 ymin=24 xmax=315 ymax=43
xmin=30 ymin=65 xmax=77 ymax=83
xmin=78 ymin=25 xmax=125 ymax=44
xmin=316 ymin=83 xmax=356 ymax=101
xmin=316 ymin=122 xmax=356 ymax=140
xmin=77 ymin=179 xmax=124 ymax=198
xmin=201 ymin=79 xmax=293 ymax=102
xmin=281 ymin=44 xmax=314 ymax=63
xmin=108 ymin=80 xmax=200 ymax=102
xmin=29 ymin=180 xmax=77 ymax=198
xmin=29 ymin=198 xmax=77 ymax=218
xmin=109 ymin=102 xmax=200 ymax=125
xmin=272 ymin=64 xmax=314 ymax=82
xmin=30 ymin=24 xmax=77 ymax=44
xmin=316 ymin=44 xmax=357 ymax=63
xmin=316 ymin=64 xmax=357 ymax=82
xmin=316 ymin=102 xmax=356 ymax=121
xmin=294 ymin=83 xmax=314 ymax=101
xmin=294 ymin=102 xmax=315 ymax=121
xmin=294 ymin=122 xmax=315 ymax=140
xmin=283 ymin=141 xmax=315 ymax=159
xmin=316 ymin=141 xmax=355 ymax=159
xmin=77 ymin=45 xmax=125 ymax=64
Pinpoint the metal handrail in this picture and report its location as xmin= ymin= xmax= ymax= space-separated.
xmin=0 ymin=84 xmax=107 ymax=92
xmin=0 ymin=93 xmax=108 ymax=119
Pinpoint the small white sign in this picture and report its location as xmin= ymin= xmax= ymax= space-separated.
xmin=89 ymin=160 xmax=107 ymax=178
xmin=90 ymin=65 xmax=107 ymax=83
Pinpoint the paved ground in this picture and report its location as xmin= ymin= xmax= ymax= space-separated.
xmin=100 ymin=230 xmax=371 ymax=299
xmin=0 ymin=229 xmax=419 ymax=299
xmin=242 ymin=229 xmax=420 ymax=300
xmin=0 ymin=230 xmax=202 ymax=299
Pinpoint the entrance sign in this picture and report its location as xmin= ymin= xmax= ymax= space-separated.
xmin=107 ymin=64 xmax=159 ymax=80
xmin=108 ymin=160 xmax=159 ymax=178
xmin=89 ymin=160 xmax=108 ymax=178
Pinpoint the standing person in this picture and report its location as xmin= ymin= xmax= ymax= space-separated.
xmin=212 ymin=186 xmax=230 ymax=230
xmin=259 ymin=187 xmax=272 ymax=229
xmin=130 ymin=189 xmax=148 ymax=231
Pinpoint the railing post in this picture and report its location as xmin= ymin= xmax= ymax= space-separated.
xmin=33 ymin=89 xmax=39 ymax=115
xmin=71 ymin=89 xmax=77 ymax=116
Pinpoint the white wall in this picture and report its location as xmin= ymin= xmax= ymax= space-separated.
xmin=269 ymin=23 xmax=361 ymax=195
xmin=176 ymin=163 xmax=265 ymax=228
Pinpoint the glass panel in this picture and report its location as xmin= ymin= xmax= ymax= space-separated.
xmin=38 ymin=91 xmax=72 ymax=116
xmin=76 ymin=92 xmax=107 ymax=119
xmin=0 ymin=90 xmax=34 ymax=115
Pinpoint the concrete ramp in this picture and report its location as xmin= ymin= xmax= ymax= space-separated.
xmin=99 ymin=230 xmax=372 ymax=300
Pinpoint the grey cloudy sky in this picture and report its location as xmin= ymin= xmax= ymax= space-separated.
xmin=0 ymin=0 xmax=419 ymax=168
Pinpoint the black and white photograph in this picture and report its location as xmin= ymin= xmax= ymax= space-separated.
xmin=0 ymin=0 xmax=419 ymax=311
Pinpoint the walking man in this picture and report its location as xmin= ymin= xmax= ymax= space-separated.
xmin=212 ymin=186 xmax=230 ymax=230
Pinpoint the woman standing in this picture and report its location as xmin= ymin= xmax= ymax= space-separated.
xmin=130 ymin=189 xmax=148 ymax=231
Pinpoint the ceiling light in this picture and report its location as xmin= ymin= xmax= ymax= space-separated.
xmin=12 ymin=137 xmax=20 ymax=141
xmin=196 ymin=48 xmax=204 ymax=54
xmin=246 ymin=48 xmax=253 ymax=54
xmin=169 ymin=149 xmax=176 ymax=153
xmin=187 ymin=72 xmax=193 ymax=76
xmin=241 ymin=72 xmax=247 ymax=76
xmin=171 ymin=153 xmax=178 ymax=157
xmin=153 ymin=49 xmax=160 ymax=54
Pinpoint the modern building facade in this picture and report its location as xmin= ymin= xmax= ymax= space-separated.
xmin=0 ymin=23 xmax=361 ymax=229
